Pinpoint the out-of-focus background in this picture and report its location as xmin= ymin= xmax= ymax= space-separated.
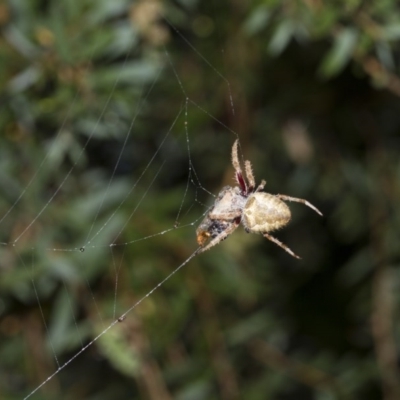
xmin=1 ymin=1 xmax=400 ymax=399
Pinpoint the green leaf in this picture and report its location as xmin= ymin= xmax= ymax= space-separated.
xmin=97 ymin=323 xmax=141 ymax=376
xmin=91 ymin=60 xmax=162 ymax=89
xmin=268 ymin=20 xmax=294 ymax=56
xmin=381 ymin=23 xmax=400 ymax=41
xmin=319 ymin=28 xmax=358 ymax=77
xmin=243 ymin=6 xmax=270 ymax=36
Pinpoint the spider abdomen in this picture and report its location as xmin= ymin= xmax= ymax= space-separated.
xmin=243 ymin=193 xmax=291 ymax=233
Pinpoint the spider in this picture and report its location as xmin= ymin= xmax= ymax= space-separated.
xmin=195 ymin=140 xmax=322 ymax=259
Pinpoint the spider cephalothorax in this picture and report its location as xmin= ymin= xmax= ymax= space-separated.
xmin=196 ymin=140 xmax=322 ymax=259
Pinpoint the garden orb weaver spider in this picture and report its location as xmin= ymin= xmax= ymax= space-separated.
xmin=196 ymin=140 xmax=322 ymax=259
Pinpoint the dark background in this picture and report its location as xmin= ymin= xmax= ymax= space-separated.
xmin=1 ymin=1 xmax=400 ymax=399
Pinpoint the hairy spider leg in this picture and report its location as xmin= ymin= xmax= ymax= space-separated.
xmin=262 ymin=232 xmax=301 ymax=259
xmin=276 ymin=194 xmax=323 ymax=216
xmin=255 ymin=179 xmax=266 ymax=193
xmin=208 ymin=210 xmax=242 ymax=220
xmin=244 ymin=160 xmax=255 ymax=191
xmin=232 ymin=140 xmax=247 ymax=193
xmin=196 ymin=220 xmax=240 ymax=254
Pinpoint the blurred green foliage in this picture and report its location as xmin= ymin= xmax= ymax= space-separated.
xmin=1 ymin=0 xmax=400 ymax=399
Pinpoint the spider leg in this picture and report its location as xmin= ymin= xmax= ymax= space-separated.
xmin=231 ymin=139 xmax=241 ymax=173
xmin=232 ymin=140 xmax=247 ymax=193
xmin=262 ymin=232 xmax=301 ymax=259
xmin=244 ymin=160 xmax=255 ymax=190
xmin=255 ymin=179 xmax=266 ymax=192
xmin=276 ymin=194 xmax=323 ymax=216
xmin=196 ymin=221 xmax=240 ymax=254
xmin=209 ymin=210 xmax=242 ymax=220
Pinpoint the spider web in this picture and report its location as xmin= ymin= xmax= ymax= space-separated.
xmin=1 ymin=4 xmax=242 ymax=399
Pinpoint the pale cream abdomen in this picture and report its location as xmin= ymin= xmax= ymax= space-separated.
xmin=243 ymin=193 xmax=291 ymax=233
